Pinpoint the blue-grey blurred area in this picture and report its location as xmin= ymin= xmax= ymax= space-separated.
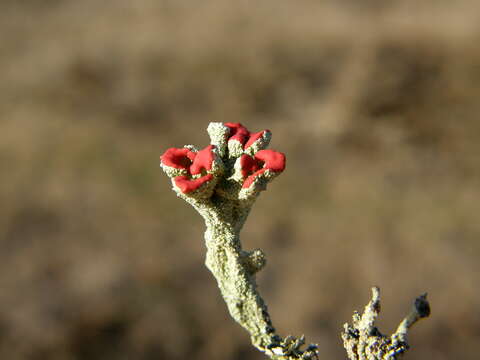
xmin=1 ymin=1 xmax=479 ymax=359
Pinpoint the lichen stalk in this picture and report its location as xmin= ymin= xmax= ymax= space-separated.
xmin=204 ymin=219 xmax=272 ymax=348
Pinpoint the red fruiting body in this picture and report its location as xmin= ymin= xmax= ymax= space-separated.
xmin=190 ymin=145 xmax=215 ymax=175
xmin=241 ymin=150 xmax=286 ymax=188
xmin=225 ymin=123 xmax=270 ymax=150
xmin=244 ymin=130 xmax=269 ymax=149
xmin=239 ymin=154 xmax=263 ymax=178
xmin=160 ymin=145 xmax=217 ymax=193
xmin=160 ymin=148 xmax=196 ymax=170
xmin=225 ymin=123 xmax=250 ymax=145
xmin=174 ymin=174 xmax=214 ymax=193
xmin=255 ymin=150 xmax=285 ymax=172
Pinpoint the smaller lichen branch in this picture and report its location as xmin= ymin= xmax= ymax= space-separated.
xmin=342 ymin=287 xmax=431 ymax=360
xmin=159 ymin=122 xmax=429 ymax=360
xmin=390 ymin=293 xmax=430 ymax=349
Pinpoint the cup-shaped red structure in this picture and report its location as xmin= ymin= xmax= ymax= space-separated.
xmin=160 ymin=145 xmax=221 ymax=195
xmin=238 ymin=150 xmax=286 ymax=189
xmin=224 ymin=123 xmax=272 ymax=157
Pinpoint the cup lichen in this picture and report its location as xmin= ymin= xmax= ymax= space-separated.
xmin=159 ymin=122 xmax=429 ymax=360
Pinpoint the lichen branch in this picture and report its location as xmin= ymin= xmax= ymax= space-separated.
xmin=159 ymin=122 xmax=429 ymax=360
xmin=342 ymin=288 xmax=431 ymax=360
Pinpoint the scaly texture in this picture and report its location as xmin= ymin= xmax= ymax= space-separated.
xmin=159 ymin=122 xmax=430 ymax=360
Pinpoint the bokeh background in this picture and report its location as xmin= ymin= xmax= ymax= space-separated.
xmin=1 ymin=1 xmax=479 ymax=359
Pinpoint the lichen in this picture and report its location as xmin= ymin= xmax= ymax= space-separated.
xmin=159 ymin=122 xmax=430 ymax=360
xmin=342 ymin=288 xmax=430 ymax=360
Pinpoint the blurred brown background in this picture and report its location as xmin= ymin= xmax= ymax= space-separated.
xmin=1 ymin=1 xmax=479 ymax=359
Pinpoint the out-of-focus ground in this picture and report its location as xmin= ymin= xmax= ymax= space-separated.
xmin=1 ymin=1 xmax=479 ymax=359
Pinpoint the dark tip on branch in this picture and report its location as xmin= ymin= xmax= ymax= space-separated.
xmin=415 ymin=293 xmax=430 ymax=318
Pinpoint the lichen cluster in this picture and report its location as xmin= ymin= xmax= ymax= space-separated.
xmin=159 ymin=123 xmax=430 ymax=360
